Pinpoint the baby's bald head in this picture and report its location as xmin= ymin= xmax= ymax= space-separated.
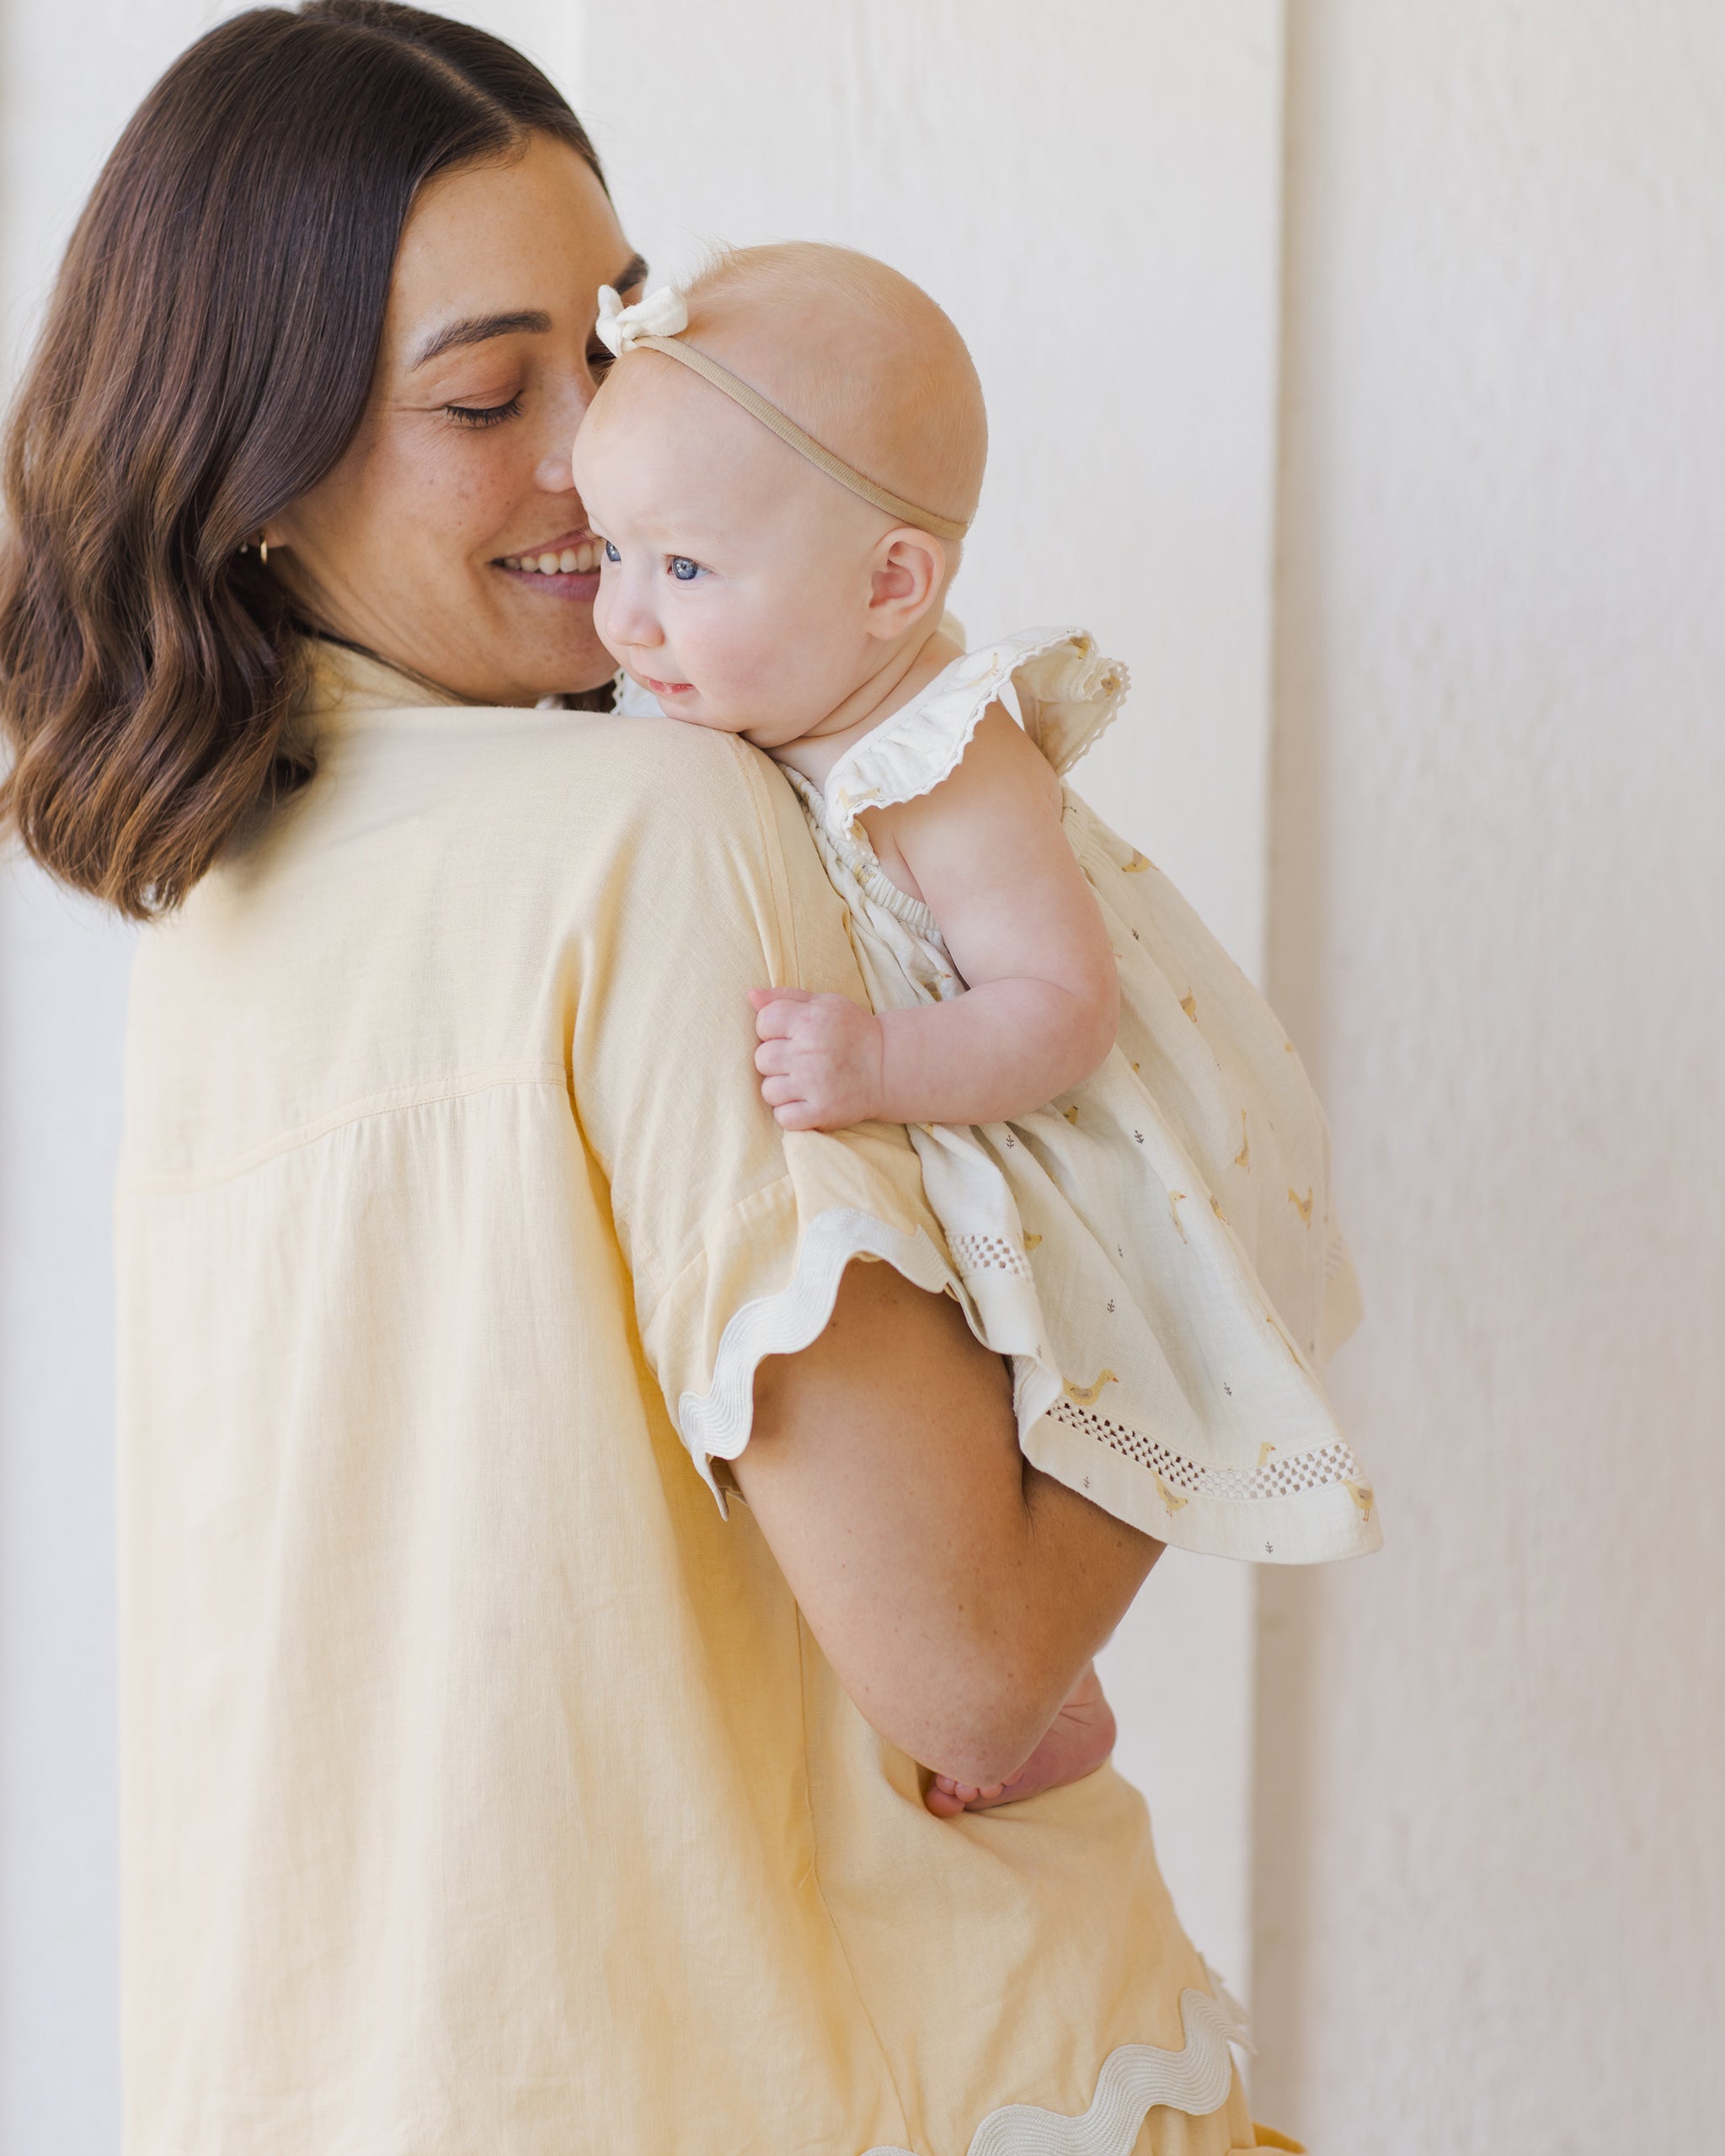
xmin=587 ymin=243 xmax=986 ymax=546
xmin=673 ymin=243 xmax=988 ymax=535
xmin=574 ymin=243 xmax=986 ymax=751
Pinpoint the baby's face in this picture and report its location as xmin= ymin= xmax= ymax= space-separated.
xmin=573 ymin=362 xmax=913 ymax=747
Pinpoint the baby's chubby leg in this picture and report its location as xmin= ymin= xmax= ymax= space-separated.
xmin=924 ymin=1659 xmax=1117 ymax=1817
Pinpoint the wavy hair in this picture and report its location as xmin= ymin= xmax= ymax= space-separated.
xmin=0 ymin=2 xmax=603 ymax=916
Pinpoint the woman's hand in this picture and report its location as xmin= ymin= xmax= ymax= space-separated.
xmin=749 ymin=987 xmax=885 ymax=1129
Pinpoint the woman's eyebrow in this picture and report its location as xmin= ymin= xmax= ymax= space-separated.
xmin=409 ymin=255 xmax=647 ymax=371
xmin=412 ymin=310 xmax=552 ymax=369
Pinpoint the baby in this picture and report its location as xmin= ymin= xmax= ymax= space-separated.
xmin=573 ymin=244 xmax=1379 ymax=1814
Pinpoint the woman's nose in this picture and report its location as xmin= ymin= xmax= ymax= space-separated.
xmin=537 ymin=435 xmax=582 ymax=494
xmin=537 ymin=374 xmax=601 ymax=495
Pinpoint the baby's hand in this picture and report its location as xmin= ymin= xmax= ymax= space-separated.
xmin=748 ymin=988 xmax=884 ymax=1131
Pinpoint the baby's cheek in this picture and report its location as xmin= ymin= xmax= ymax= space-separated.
xmin=589 ymin=579 xmax=618 ymax=654
xmin=702 ymin=594 xmax=810 ymax=727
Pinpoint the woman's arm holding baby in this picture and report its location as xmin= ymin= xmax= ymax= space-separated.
xmin=754 ymin=709 xmax=1119 ymax=1129
xmin=740 ymin=1258 xmax=1160 ymax=1789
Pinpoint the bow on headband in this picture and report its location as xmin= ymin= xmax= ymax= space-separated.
xmin=595 ymin=283 xmax=690 ymax=357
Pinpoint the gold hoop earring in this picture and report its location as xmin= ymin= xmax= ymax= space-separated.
xmin=259 ymin=539 xmax=270 ymax=566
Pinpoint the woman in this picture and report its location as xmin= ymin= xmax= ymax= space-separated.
xmin=0 ymin=7 xmax=1275 ymax=2151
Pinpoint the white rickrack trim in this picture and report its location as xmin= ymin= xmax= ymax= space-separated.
xmin=1050 ymin=1397 xmax=1363 ymax=1502
xmin=948 ymin=1230 xmax=1036 ymax=1280
xmin=861 ymin=1987 xmax=1242 ymax=2156
xmin=676 ymin=1206 xmax=956 ymax=1482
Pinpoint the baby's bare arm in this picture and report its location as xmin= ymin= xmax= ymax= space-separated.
xmin=752 ymin=708 xmax=1119 ymax=1131
xmin=867 ymin=707 xmax=1119 ymax=1123
xmin=753 ymin=712 xmax=1119 ymax=1129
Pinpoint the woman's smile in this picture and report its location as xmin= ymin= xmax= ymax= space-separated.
xmin=496 ymin=527 xmax=603 ymax=599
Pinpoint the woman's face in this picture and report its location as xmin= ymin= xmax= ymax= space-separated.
xmin=271 ymin=136 xmax=642 ymax=705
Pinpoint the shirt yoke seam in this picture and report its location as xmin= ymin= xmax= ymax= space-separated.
xmin=117 ymin=1062 xmax=569 ymax=1195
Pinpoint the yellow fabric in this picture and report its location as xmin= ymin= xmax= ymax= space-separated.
xmin=115 ymin=643 xmax=1242 ymax=2155
xmin=1250 ymin=2127 xmax=1307 ymax=2151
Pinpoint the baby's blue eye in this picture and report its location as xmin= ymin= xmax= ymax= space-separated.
xmin=603 ymin=540 xmax=620 ymax=563
xmin=669 ymin=556 xmax=701 ymax=581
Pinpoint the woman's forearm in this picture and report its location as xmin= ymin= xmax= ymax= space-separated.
xmin=738 ymin=1260 xmax=1161 ymax=1786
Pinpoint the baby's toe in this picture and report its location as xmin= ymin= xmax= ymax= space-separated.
xmin=924 ymin=1778 xmax=971 ymax=1819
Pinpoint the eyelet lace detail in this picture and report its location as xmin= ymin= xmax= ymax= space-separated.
xmin=1050 ymin=1399 xmax=1364 ymax=1502
xmin=949 ymin=1230 xmax=1036 ymax=1279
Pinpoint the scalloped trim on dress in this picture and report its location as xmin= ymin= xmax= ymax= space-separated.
xmin=675 ymin=1205 xmax=958 ymax=1500
xmin=860 ymin=1987 xmax=1246 ymax=2156
xmin=820 ymin=627 xmax=1124 ymax=847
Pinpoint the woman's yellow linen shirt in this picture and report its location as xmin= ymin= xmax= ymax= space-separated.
xmin=114 ymin=646 xmax=1257 ymax=2155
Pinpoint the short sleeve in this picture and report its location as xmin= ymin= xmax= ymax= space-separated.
xmin=565 ymin=722 xmax=960 ymax=1506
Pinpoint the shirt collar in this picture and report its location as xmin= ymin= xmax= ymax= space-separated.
xmin=296 ymin=634 xmax=472 ymax=721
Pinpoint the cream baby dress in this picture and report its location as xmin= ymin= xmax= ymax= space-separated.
xmin=632 ymin=626 xmax=1380 ymax=1563
xmin=797 ymin=625 xmax=1379 ymax=1565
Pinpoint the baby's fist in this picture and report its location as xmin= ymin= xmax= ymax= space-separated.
xmin=748 ymin=988 xmax=884 ymax=1130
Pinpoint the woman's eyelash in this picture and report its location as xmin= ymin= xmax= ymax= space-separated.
xmin=446 ymin=394 xmax=523 ymax=430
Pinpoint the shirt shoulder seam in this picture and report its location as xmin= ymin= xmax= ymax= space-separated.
xmin=729 ymin=739 xmax=802 ymax=990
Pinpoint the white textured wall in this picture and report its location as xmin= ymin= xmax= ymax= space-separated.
xmin=577 ymin=0 xmax=1289 ymax=2017
xmin=1256 ymin=4 xmax=1725 ymax=2148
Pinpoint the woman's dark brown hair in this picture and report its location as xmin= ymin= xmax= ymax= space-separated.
xmin=0 ymin=2 xmax=603 ymax=916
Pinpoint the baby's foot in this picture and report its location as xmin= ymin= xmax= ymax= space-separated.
xmin=924 ymin=1661 xmax=1117 ymax=1817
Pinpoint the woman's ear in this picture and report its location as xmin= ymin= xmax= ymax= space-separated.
xmin=865 ymin=528 xmax=947 ymax=640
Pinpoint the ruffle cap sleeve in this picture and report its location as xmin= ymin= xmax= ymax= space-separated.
xmin=1009 ymin=627 xmax=1130 ymax=776
xmin=822 ymin=626 xmax=1128 ymax=841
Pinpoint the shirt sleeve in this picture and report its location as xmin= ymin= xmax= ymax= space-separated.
xmin=564 ymin=723 xmax=961 ymax=1505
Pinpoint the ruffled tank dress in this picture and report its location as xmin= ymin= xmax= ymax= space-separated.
xmin=642 ymin=627 xmax=1380 ymax=1565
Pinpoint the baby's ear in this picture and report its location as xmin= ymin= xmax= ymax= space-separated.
xmin=866 ymin=528 xmax=946 ymax=639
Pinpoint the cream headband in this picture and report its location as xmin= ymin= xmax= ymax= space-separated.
xmin=594 ymin=284 xmax=970 ymax=543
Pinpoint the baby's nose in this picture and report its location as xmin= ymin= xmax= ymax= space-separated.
xmin=604 ymin=589 xmax=663 ymax=648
